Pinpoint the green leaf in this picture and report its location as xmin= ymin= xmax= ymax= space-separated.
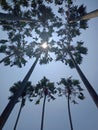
xmin=35 ymin=100 xmax=40 ymax=104
xmin=78 ymin=93 xmax=85 ymax=100
xmin=0 ymin=40 xmax=8 ymax=44
xmin=0 ymin=45 xmax=7 ymax=52
xmin=72 ymin=100 xmax=78 ymax=104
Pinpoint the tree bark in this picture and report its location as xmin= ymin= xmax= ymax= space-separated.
xmin=67 ymin=93 xmax=73 ymax=130
xmin=0 ymin=56 xmax=39 ymax=129
xmin=41 ymin=95 xmax=46 ymax=130
xmin=13 ymin=98 xmax=25 ymax=130
xmin=69 ymin=9 xmax=98 ymax=23
xmin=67 ymin=48 xmax=98 ymax=107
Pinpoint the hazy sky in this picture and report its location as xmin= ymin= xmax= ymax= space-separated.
xmin=0 ymin=0 xmax=98 ymax=130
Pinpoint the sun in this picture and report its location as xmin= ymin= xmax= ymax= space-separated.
xmin=41 ymin=42 xmax=48 ymax=49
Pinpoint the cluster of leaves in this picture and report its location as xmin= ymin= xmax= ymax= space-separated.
xmin=67 ymin=5 xmax=87 ymax=20
xmin=34 ymin=76 xmax=56 ymax=104
xmin=8 ymin=81 xmax=35 ymax=103
xmin=8 ymin=77 xmax=57 ymax=106
xmin=0 ymin=0 xmax=88 ymax=68
xmin=57 ymin=76 xmax=85 ymax=104
xmin=8 ymin=76 xmax=85 ymax=118
xmin=0 ymin=0 xmax=62 ymax=67
xmin=9 ymin=76 xmax=85 ymax=105
xmin=53 ymin=41 xmax=88 ymax=68
xmin=54 ymin=4 xmax=88 ymax=67
xmin=0 ymin=38 xmax=28 ymax=67
xmin=0 ymin=1 xmax=88 ymax=108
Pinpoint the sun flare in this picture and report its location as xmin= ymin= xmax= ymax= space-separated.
xmin=41 ymin=42 xmax=48 ymax=49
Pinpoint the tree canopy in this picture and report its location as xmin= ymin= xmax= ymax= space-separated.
xmin=0 ymin=0 xmax=88 ymax=67
xmin=1 ymin=1 xmax=98 ymax=130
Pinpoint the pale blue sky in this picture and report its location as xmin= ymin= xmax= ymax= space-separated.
xmin=0 ymin=0 xmax=98 ymax=130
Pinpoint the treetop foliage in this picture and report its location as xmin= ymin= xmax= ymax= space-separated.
xmin=8 ymin=81 xmax=34 ymax=102
xmin=8 ymin=77 xmax=57 ymax=104
xmin=8 ymin=75 xmax=84 ymax=106
xmin=0 ymin=0 xmax=88 ymax=68
xmin=57 ymin=76 xmax=85 ymax=104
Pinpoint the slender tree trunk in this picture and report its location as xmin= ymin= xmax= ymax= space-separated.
xmin=67 ymin=93 xmax=73 ymax=130
xmin=67 ymin=48 xmax=98 ymax=107
xmin=13 ymin=102 xmax=22 ymax=130
xmin=0 ymin=53 xmax=14 ymax=63
xmin=0 ymin=12 xmax=34 ymax=23
xmin=0 ymin=56 xmax=39 ymax=129
xmin=13 ymin=98 xmax=25 ymax=130
xmin=69 ymin=9 xmax=98 ymax=23
xmin=41 ymin=95 xmax=46 ymax=130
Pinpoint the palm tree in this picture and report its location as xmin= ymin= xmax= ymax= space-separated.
xmin=0 ymin=41 xmax=51 ymax=129
xmin=34 ymin=77 xmax=56 ymax=130
xmin=65 ymin=4 xmax=88 ymax=29
xmin=66 ymin=47 xmax=98 ymax=107
xmin=55 ymin=3 xmax=98 ymax=107
xmin=55 ymin=41 xmax=88 ymax=68
xmin=65 ymin=8 xmax=98 ymax=107
xmin=8 ymin=81 xmax=34 ymax=130
xmin=0 ymin=2 xmax=57 ymax=124
xmin=58 ymin=77 xmax=85 ymax=130
xmin=69 ymin=9 xmax=98 ymax=23
xmin=0 ymin=55 xmax=39 ymax=129
xmin=66 ymin=3 xmax=98 ymax=23
xmin=52 ymin=25 xmax=98 ymax=108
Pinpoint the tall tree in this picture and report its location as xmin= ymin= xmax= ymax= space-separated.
xmin=53 ymin=3 xmax=98 ymax=107
xmin=0 ymin=0 xmax=58 ymax=127
xmin=66 ymin=47 xmax=98 ymax=107
xmin=8 ymin=81 xmax=34 ymax=130
xmin=66 ymin=4 xmax=98 ymax=106
xmin=54 ymin=24 xmax=98 ymax=107
xmin=0 ymin=41 xmax=52 ymax=129
xmin=58 ymin=77 xmax=85 ymax=130
xmin=34 ymin=77 xmax=56 ymax=130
